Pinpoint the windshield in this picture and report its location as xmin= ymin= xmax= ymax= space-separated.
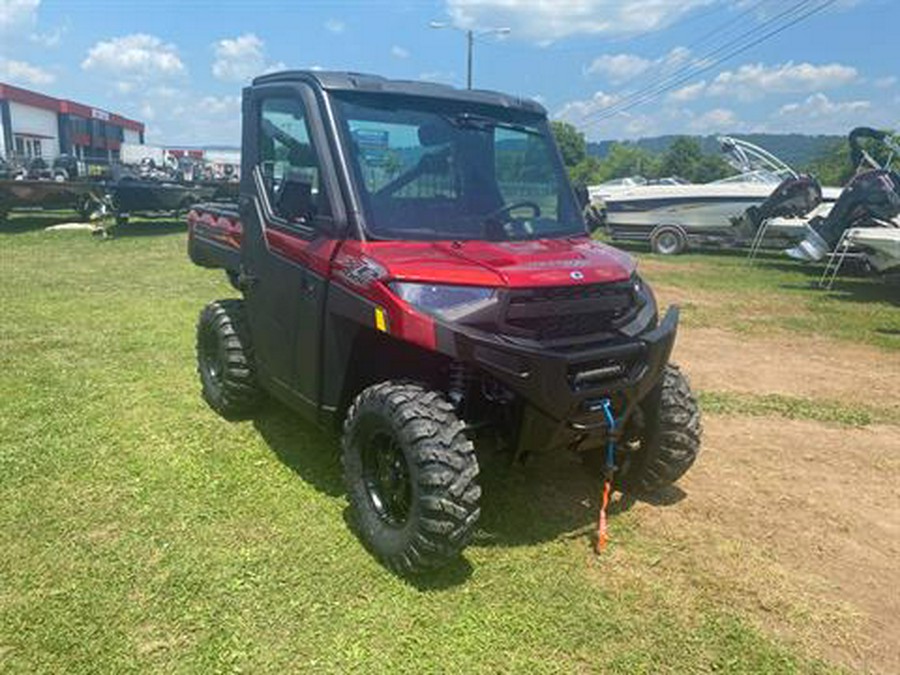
xmin=333 ymin=93 xmax=585 ymax=241
xmin=712 ymin=169 xmax=785 ymax=186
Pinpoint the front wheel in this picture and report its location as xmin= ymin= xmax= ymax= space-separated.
xmin=342 ymin=382 xmax=481 ymax=575
xmin=617 ymin=364 xmax=702 ymax=494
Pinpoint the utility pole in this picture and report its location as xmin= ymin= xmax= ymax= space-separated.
xmin=429 ymin=22 xmax=510 ymax=90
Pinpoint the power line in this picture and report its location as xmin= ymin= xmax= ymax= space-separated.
xmin=470 ymin=1 xmax=735 ymax=55
xmin=583 ymin=0 xmax=839 ymax=125
xmin=581 ymin=0 xmax=815 ymax=123
xmin=571 ymin=0 xmax=776 ymax=123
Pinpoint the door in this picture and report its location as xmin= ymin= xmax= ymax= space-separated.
xmin=240 ymin=88 xmax=339 ymax=410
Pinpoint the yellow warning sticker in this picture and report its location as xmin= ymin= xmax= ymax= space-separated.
xmin=374 ymin=307 xmax=388 ymax=332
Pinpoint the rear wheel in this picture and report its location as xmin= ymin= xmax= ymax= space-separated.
xmin=650 ymin=226 xmax=687 ymax=255
xmin=342 ymin=382 xmax=481 ymax=575
xmin=617 ymin=364 xmax=701 ymax=494
xmin=196 ymin=299 xmax=263 ymax=419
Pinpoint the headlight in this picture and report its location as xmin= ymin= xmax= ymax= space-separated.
xmin=620 ymin=273 xmax=658 ymax=336
xmin=389 ymin=282 xmax=496 ymax=321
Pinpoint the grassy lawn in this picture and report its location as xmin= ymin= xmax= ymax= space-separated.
xmin=626 ymin=243 xmax=899 ymax=351
xmin=0 ymin=215 xmax=861 ymax=673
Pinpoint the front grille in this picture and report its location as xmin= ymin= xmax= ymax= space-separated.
xmin=503 ymin=280 xmax=640 ymax=341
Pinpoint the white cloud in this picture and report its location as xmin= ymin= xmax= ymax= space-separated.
xmin=140 ymin=92 xmax=241 ymax=145
xmin=585 ymin=53 xmax=651 ymax=84
xmin=445 ymin=0 xmax=714 ymax=42
xmin=0 ymin=0 xmax=39 ymax=32
xmin=668 ymin=80 xmax=706 ymax=102
xmin=777 ymin=92 xmax=869 ymax=118
xmin=81 ymin=34 xmax=185 ymax=82
xmin=555 ymin=88 xmax=751 ymax=140
xmin=211 ymin=33 xmax=284 ymax=82
xmin=324 ymin=18 xmax=345 ymax=34
xmin=196 ymin=94 xmax=241 ymax=117
xmin=585 ymin=46 xmax=693 ymax=87
xmin=0 ymin=56 xmax=54 ymax=85
xmin=874 ymin=76 xmax=897 ymax=89
xmin=391 ymin=45 xmax=410 ymax=59
xmin=774 ymin=93 xmax=881 ymax=134
xmin=688 ymin=107 xmax=736 ymax=132
xmin=707 ymin=61 xmax=858 ymax=100
xmin=555 ymin=90 xmax=621 ymax=122
xmin=28 ymin=24 xmax=64 ymax=47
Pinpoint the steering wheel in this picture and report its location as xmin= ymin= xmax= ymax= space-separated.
xmin=484 ymin=200 xmax=541 ymax=222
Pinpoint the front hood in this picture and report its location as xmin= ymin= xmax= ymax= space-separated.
xmin=360 ymin=236 xmax=635 ymax=287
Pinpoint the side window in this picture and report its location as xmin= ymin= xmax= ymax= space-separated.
xmin=259 ymin=97 xmax=330 ymax=223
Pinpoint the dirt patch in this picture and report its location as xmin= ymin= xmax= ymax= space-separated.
xmin=671 ymin=326 xmax=900 ymax=415
xmin=629 ymin=416 xmax=900 ymax=673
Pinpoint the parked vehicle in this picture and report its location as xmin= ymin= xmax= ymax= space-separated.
xmin=187 ymin=70 xmax=702 ymax=574
xmin=106 ymin=177 xmax=217 ymax=227
xmin=0 ymin=168 xmax=103 ymax=223
xmin=590 ymin=136 xmax=840 ymax=254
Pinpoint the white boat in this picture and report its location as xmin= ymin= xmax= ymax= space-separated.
xmin=848 ymin=227 xmax=900 ymax=271
xmin=785 ymin=128 xmax=900 ymax=281
xmin=589 ymin=136 xmax=840 ymax=254
xmin=815 ymin=226 xmax=900 ymax=289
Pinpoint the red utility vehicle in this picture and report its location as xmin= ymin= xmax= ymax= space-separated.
xmin=188 ymin=71 xmax=701 ymax=574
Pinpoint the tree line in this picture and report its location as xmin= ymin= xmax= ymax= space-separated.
xmin=551 ymin=121 xmax=897 ymax=188
xmin=551 ymin=121 xmax=733 ymax=187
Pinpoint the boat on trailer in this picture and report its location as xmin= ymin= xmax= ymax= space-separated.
xmin=0 ymin=177 xmax=102 ymax=222
xmin=589 ymin=136 xmax=840 ymax=255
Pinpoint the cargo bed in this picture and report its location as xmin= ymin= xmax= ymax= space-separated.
xmin=187 ymin=202 xmax=242 ymax=272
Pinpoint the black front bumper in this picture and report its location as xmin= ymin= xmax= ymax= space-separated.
xmin=437 ymin=307 xmax=679 ymax=453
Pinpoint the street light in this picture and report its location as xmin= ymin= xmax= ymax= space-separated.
xmin=429 ymin=21 xmax=511 ymax=89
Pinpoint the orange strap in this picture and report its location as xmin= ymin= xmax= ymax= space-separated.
xmin=595 ymin=479 xmax=612 ymax=554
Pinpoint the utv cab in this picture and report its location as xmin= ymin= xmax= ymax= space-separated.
xmin=189 ymin=71 xmax=701 ymax=575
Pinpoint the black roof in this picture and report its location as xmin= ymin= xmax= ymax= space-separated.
xmin=252 ymin=70 xmax=546 ymax=115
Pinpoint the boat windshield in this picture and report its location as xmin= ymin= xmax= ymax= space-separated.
xmin=718 ymin=136 xmax=797 ymax=182
xmin=711 ymin=169 xmax=785 ymax=186
xmin=333 ymin=93 xmax=584 ymax=241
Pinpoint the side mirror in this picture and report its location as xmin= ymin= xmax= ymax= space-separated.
xmin=275 ymin=170 xmax=315 ymax=223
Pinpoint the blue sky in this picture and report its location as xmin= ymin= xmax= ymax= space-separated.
xmin=1 ymin=0 xmax=897 ymax=146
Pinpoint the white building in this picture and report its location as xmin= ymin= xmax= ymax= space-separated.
xmin=0 ymin=82 xmax=144 ymax=164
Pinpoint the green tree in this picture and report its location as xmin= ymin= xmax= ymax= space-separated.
xmin=595 ymin=143 xmax=660 ymax=182
xmin=569 ymin=155 xmax=603 ymax=186
xmin=550 ymin=120 xmax=587 ymax=167
xmin=658 ymin=136 xmax=704 ymax=180
xmin=692 ymin=153 xmax=733 ymax=183
xmin=805 ymin=131 xmax=898 ymax=187
xmin=657 ymin=136 xmax=731 ymax=183
xmin=804 ymin=140 xmax=851 ymax=186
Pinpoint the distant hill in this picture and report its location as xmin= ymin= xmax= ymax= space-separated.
xmin=588 ymin=133 xmax=845 ymax=169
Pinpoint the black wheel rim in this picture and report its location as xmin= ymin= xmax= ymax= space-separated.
xmin=199 ymin=325 xmax=223 ymax=386
xmin=361 ymin=430 xmax=412 ymax=527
